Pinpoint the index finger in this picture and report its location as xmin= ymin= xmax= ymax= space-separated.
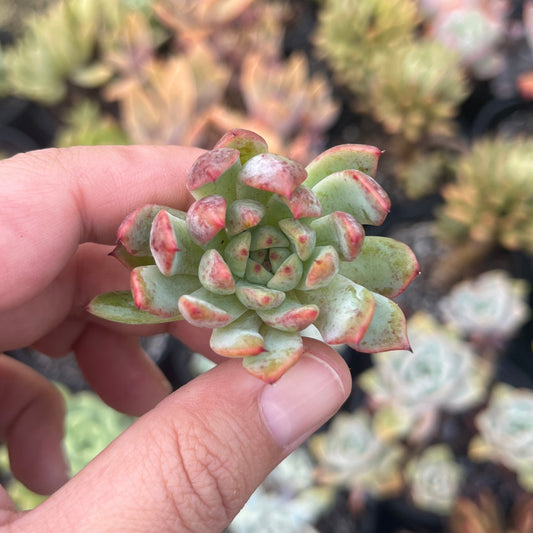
xmin=0 ymin=145 xmax=204 ymax=311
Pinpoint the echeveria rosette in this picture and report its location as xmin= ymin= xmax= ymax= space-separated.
xmin=89 ymin=129 xmax=419 ymax=383
xmin=309 ymin=409 xmax=405 ymax=498
xmin=405 ymin=444 xmax=464 ymax=515
xmin=439 ymin=270 xmax=531 ymax=342
xmin=359 ymin=312 xmax=491 ymax=441
xmin=469 ymin=384 xmax=533 ymax=491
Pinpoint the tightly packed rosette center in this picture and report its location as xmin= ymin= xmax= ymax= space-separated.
xmin=89 ymin=129 xmax=420 ymax=382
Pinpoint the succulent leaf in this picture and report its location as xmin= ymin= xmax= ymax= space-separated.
xmin=350 ymin=292 xmax=410 ymax=353
xmin=299 ymin=275 xmax=375 ymax=345
xmin=245 ymin=259 xmax=274 ymax=284
xmin=268 ymin=247 xmax=293 ymax=273
xmin=257 ymin=294 xmax=319 ymax=332
xmin=278 ymin=219 xmax=316 ymax=261
xmin=186 ymin=147 xmax=241 ymax=201
xmin=178 ymin=288 xmax=246 ymax=328
xmin=281 ymin=185 xmax=322 ymax=219
xmin=312 ymin=169 xmax=390 ymax=225
xmin=89 ymin=129 xmax=418 ymax=382
xmin=186 ymin=195 xmax=226 ymax=245
xmin=131 ymin=266 xmax=201 ymax=317
xmin=225 ymin=199 xmax=266 ymax=236
xmin=238 ymin=153 xmax=307 ymax=199
xmin=340 ymin=236 xmax=420 ymax=298
xmin=267 ymin=253 xmax=303 ymax=291
xmin=311 ymin=211 xmax=365 ymax=261
xmin=304 ymin=144 xmax=382 ymax=188
xmin=213 ymin=128 xmax=269 ymax=164
xmin=223 ymin=230 xmax=252 ymax=278
xmin=242 ymin=326 xmax=303 ymax=383
xmin=235 ymin=281 xmax=286 ymax=310
xmin=250 ymin=225 xmax=290 ymax=250
xmin=88 ymin=290 xmax=183 ymax=324
xmin=198 ymin=249 xmax=235 ymax=295
xmin=297 ymin=245 xmax=340 ymax=290
xmin=117 ymin=204 xmax=186 ymax=255
xmin=110 ymin=243 xmax=155 ymax=270
xmin=150 ymin=210 xmax=202 ymax=276
xmin=210 ymin=311 xmax=264 ymax=357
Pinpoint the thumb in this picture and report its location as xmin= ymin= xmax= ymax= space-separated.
xmin=13 ymin=339 xmax=351 ymax=533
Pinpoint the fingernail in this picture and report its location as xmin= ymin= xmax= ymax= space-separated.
xmin=42 ymin=441 xmax=70 ymax=493
xmin=260 ymin=352 xmax=350 ymax=451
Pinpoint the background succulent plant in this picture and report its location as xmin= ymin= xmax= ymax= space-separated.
xmin=365 ymin=39 xmax=469 ymax=143
xmin=405 ymin=444 xmax=464 ymax=515
xmin=314 ymin=0 xmax=420 ymax=102
xmin=439 ymin=270 xmax=531 ymax=343
xmin=309 ymin=409 xmax=405 ymax=499
xmin=470 ymin=383 xmax=533 ymax=492
xmin=89 ymin=128 xmax=419 ymax=382
xmin=437 ymin=137 xmax=533 ymax=256
xmin=359 ymin=312 xmax=491 ymax=442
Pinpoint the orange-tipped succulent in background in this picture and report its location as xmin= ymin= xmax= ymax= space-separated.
xmin=89 ymin=129 xmax=420 ymax=383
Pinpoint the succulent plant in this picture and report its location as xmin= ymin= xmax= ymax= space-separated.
xmin=365 ymin=39 xmax=469 ymax=143
xmin=422 ymin=0 xmax=508 ymax=80
xmin=314 ymin=0 xmax=420 ymax=101
xmin=116 ymin=45 xmax=230 ymax=146
xmin=0 ymin=0 xmax=122 ymax=104
xmin=439 ymin=270 xmax=531 ymax=343
xmin=309 ymin=409 xmax=405 ymax=498
xmin=229 ymin=447 xmax=334 ymax=533
xmin=405 ymin=444 xmax=464 ymax=515
xmin=450 ymin=490 xmax=533 ymax=533
xmin=359 ymin=312 xmax=491 ymax=441
xmin=56 ymin=100 xmax=130 ymax=148
xmin=436 ymin=137 xmax=533 ymax=256
xmin=89 ymin=129 xmax=419 ymax=383
xmin=470 ymin=383 xmax=533 ymax=492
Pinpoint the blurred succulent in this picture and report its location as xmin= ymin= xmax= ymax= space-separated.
xmin=100 ymin=9 xmax=160 ymax=102
xmin=309 ymin=409 xmax=405 ymax=498
xmin=450 ymin=490 xmax=533 ymax=533
xmin=0 ymin=0 xmax=119 ymax=104
xmin=152 ymin=0 xmax=254 ymax=43
xmin=439 ymin=270 xmax=531 ymax=343
xmin=207 ymin=51 xmax=340 ymax=163
xmin=405 ymin=444 xmax=464 ymax=515
xmin=0 ymin=385 xmax=134 ymax=510
xmin=437 ymin=137 xmax=533 ymax=256
xmin=422 ymin=0 xmax=508 ymax=80
xmin=63 ymin=387 xmax=135 ymax=476
xmin=89 ymin=128 xmax=419 ymax=382
xmin=365 ymin=40 xmax=469 ymax=143
xmin=314 ymin=0 xmax=420 ymax=100
xmin=116 ymin=45 xmax=230 ymax=145
xmin=470 ymin=383 xmax=533 ymax=491
xmin=359 ymin=312 xmax=491 ymax=442
xmin=229 ymin=448 xmax=334 ymax=533
xmin=395 ymin=150 xmax=454 ymax=199
xmin=55 ymin=99 xmax=130 ymax=147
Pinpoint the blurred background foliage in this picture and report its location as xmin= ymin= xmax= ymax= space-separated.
xmin=0 ymin=0 xmax=532 ymax=531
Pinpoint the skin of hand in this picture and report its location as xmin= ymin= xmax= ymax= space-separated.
xmin=0 ymin=145 xmax=352 ymax=533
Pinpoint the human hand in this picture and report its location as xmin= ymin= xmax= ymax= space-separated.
xmin=0 ymin=146 xmax=351 ymax=532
